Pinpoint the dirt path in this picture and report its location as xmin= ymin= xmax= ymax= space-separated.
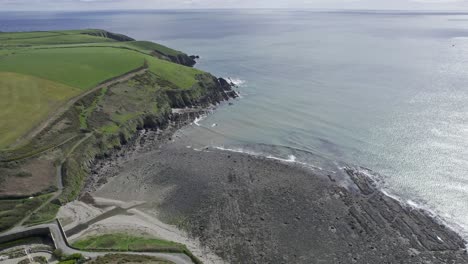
xmin=15 ymin=133 xmax=94 ymax=227
xmin=9 ymin=65 xmax=148 ymax=149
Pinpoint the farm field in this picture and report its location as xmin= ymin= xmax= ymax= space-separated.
xmin=0 ymin=29 xmax=121 ymax=46
xmin=0 ymin=47 xmax=145 ymax=89
xmin=0 ymin=72 xmax=80 ymax=148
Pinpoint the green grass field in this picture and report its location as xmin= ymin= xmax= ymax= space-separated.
xmin=89 ymin=254 xmax=172 ymax=264
xmin=0 ymin=34 xmax=116 ymax=46
xmin=0 ymin=46 xmax=201 ymax=89
xmin=145 ymin=53 xmax=201 ymax=88
xmin=123 ymin=41 xmax=184 ymax=56
xmin=0 ymin=30 xmax=117 ymax=47
xmin=72 ymin=233 xmax=185 ymax=252
xmin=0 ymin=31 xmax=62 ymax=40
xmin=0 ymin=47 xmax=145 ymax=89
xmin=23 ymin=39 xmax=184 ymax=55
xmin=0 ymin=72 xmax=81 ymax=148
xmin=51 ymin=41 xmax=185 ymax=56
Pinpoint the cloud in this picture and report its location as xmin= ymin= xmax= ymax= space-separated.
xmin=410 ymin=0 xmax=464 ymax=2
xmin=1 ymin=0 xmax=468 ymax=10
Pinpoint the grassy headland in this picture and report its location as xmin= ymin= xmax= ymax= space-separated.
xmin=0 ymin=29 xmax=236 ymax=233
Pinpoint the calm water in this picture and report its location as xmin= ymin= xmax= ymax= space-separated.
xmin=1 ymin=10 xmax=468 ymax=238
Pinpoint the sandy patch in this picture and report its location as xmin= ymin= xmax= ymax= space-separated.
xmin=63 ymin=196 xmax=226 ymax=264
xmin=57 ymin=200 xmax=107 ymax=228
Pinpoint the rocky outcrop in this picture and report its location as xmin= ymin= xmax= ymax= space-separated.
xmin=165 ymin=77 xmax=238 ymax=109
xmin=60 ymin=72 xmax=237 ymax=203
xmin=151 ymin=50 xmax=198 ymax=67
xmin=169 ymin=54 xmax=197 ymax=67
xmin=104 ymin=146 xmax=468 ymax=264
xmin=82 ymin=30 xmax=135 ymax=42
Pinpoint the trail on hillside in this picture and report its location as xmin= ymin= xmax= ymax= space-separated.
xmin=8 ymin=65 xmax=148 ymax=150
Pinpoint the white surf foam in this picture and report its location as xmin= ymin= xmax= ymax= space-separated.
xmin=212 ymin=148 xmax=468 ymax=243
xmin=193 ymin=115 xmax=206 ymax=126
xmin=213 ymin=146 xmax=323 ymax=171
xmin=227 ymin=77 xmax=247 ymax=87
xmin=352 ymin=167 xmax=468 ymax=243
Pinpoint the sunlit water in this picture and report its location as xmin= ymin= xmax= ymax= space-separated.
xmin=2 ymin=10 xmax=468 ymax=238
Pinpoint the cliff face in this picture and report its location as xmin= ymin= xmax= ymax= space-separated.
xmin=166 ymin=77 xmax=238 ymax=109
xmin=83 ymin=30 xmax=198 ymax=67
xmin=151 ymin=50 xmax=198 ymax=67
xmin=82 ymin=30 xmax=135 ymax=42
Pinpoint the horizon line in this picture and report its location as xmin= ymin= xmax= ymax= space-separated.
xmin=1 ymin=8 xmax=468 ymax=13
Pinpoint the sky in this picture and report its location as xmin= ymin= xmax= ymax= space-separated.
xmin=1 ymin=0 xmax=468 ymax=11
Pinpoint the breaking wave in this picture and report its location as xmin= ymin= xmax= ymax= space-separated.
xmin=211 ymin=143 xmax=468 ymax=242
xmin=226 ymin=77 xmax=247 ymax=87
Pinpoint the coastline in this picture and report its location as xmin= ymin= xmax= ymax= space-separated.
xmin=56 ymin=97 xmax=468 ymax=263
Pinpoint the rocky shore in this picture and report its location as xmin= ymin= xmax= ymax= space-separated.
xmin=78 ymin=110 xmax=468 ymax=263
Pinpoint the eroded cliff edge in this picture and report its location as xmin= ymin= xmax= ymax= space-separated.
xmin=59 ymin=71 xmax=237 ymax=203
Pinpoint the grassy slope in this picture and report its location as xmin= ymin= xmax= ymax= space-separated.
xmin=0 ymin=30 xmax=116 ymax=46
xmin=145 ymin=53 xmax=201 ymax=88
xmin=50 ymin=41 xmax=185 ymax=56
xmin=0 ymin=47 xmax=200 ymax=90
xmin=0 ymin=34 xmax=116 ymax=46
xmin=89 ymin=254 xmax=173 ymax=264
xmin=126 ymin=41 xmax=183 ymax=56
xmin=0 ymin=72 xmax=81 ymax=148
xmin=72 ymin=233 xmax=185 ymax=252
xmin=0 ymin=30 xmax=200 ymax=148
xmin=0 ymin=194 xmax=53 ymax=232
xmin=0 ymin=31 xmax=63 ymax=40
xmin=0 ymin=29 xmax=208 ymax=231
xmin=72 ymin=233 xmax=203 ymax=264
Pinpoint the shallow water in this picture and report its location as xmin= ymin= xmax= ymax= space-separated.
xmin=1 ymin=9 xmax=468 ymax=238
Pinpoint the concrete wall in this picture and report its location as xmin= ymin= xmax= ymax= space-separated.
xmin=0 ymin=228 xmax=50 ymax=244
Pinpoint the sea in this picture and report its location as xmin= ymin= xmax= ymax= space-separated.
xmin=1 ymin=9 xmax=468 ymax=239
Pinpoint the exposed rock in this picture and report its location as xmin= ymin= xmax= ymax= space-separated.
xmin=81 ymin=30 xmax=135 ymax=42
xmin=151 ymin=50 xmax=197 ymax=67
xmin=92 ymin=141 xmax=468 ymax=264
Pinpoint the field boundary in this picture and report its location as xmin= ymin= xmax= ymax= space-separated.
xmin=4 ymin=63 xmax=148 ymax=151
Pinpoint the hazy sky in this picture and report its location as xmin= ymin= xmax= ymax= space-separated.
xmin=2 ymin=0 xmax=468 ymax=11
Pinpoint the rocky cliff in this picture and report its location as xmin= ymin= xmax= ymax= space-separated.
xmin=82 ymin=30 xmax=135 ymax=42
xmin=59 ymin=71 xmax=237 ymax=203
xmin=151 ymin=50 xmax=198 ymax=67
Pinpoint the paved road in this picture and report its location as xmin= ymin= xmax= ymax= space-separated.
xmin=0 ymin=222 xmax=193 ymax=264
